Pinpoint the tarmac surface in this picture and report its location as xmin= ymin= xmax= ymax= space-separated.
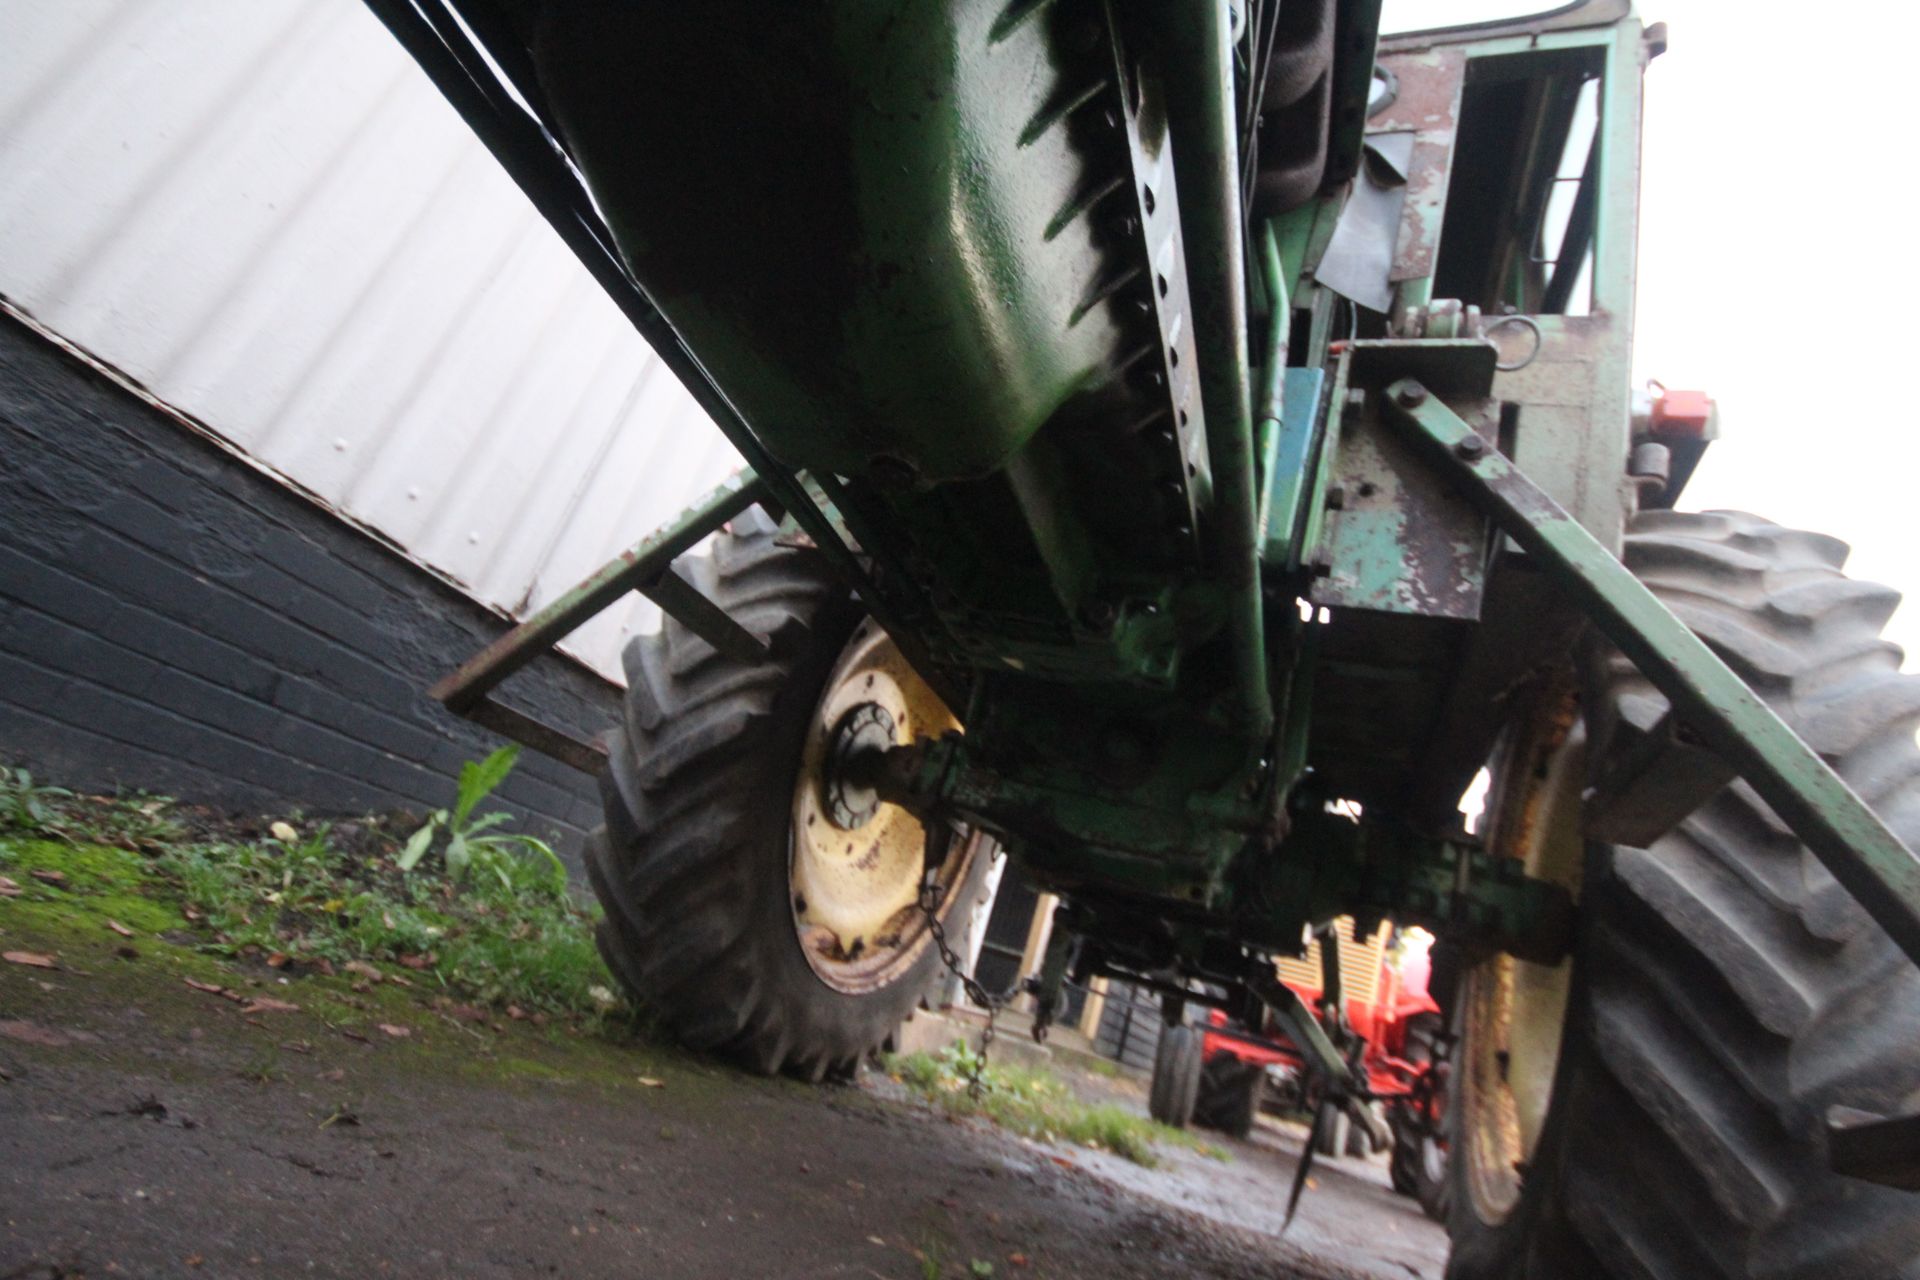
xmin=1 ymin=955 xmax=1449 ymax=1279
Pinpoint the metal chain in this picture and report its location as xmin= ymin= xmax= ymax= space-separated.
xmin=918 ymin=838 xmax=1010 ymax=1100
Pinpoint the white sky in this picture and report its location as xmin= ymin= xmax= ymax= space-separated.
xmin=1373 ymin=2 xmax=1920 ymax=663
xmin=1636 ymin=1 xmax=1920 ymax=667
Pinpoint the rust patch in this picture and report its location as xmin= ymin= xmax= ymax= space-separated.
xmin=1372 ymin=48 xmax=1466 ymax=283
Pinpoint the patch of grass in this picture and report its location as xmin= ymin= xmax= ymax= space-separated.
xmin=239 ymin=1046 xmax=284 ymax=1085
xmin=149 ymin=825 xmax=608 ymax=1017
xmin=883 ymin=1043 xmax=1227 ymax=1168
xmin=0 ymin=757 xmax=616 ymax=1021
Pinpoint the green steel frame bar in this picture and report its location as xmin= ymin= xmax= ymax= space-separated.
xmin=1247 ymin=968 xmax=1354 ymax=1096
xmin=427 ymin=472 xmax=768 ymax=771
xmin=1381 ymin=379 xmax=1920 ymax=965
xmin=1163 ymin=2 xmax=1269 ymax=743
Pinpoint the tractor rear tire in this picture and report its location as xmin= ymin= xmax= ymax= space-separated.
xmin=1393 ymin=1011 xmax=1451 ymax=1223
xmin=1149 ymin=1024 xmax=1203 ymax=1128
xmin=586 ymin=516 xmax=992 ymax=1080
xmin=1193 ymin=1054 xmax=1263 ymax=1139
xmin=1445 ymin=511 xmax=1920 ymax=1278
xmin=1391 ymin=1116 xmax=1451 ymax=1223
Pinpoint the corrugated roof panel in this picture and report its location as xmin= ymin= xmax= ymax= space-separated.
xmin=0 ymin=0 xmax=743 ymax=683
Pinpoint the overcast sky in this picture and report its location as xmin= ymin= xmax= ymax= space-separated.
xmin=1636 ymin=2 xmax=1920 ymax=665
xmin=1374 ymin=2 xmax=1920 ymax=663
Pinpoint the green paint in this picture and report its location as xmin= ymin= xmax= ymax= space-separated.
xmin=1383 ymin=380 xmax=1920 ymax=965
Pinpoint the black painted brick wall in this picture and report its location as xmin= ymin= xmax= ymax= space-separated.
xmin=0 ymin=310 xmax=620 ymax=857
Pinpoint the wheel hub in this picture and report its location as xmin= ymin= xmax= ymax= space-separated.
xmin=823 ymin=702 xmax=895 ymax=829
xmin=1459 ymin=690 xmax=1583 ymax=1225
xmin=789 ymin=621 xmax=975 ymax=993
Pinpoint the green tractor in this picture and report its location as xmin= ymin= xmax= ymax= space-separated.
xmin=373 ymin=1 xmax=1920 ymax=1274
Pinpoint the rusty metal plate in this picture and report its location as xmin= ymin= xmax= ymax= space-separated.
xmin=1309 ymin=392 xmax=1496 ymax=620
xmin=1373 ymin=46 xmax=1466 ymax=284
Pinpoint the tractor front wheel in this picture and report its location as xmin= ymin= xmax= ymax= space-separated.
xmin=586 ymin=516 xmax=993 ymax=1080
xmin=1193 ymin=1053 xmax=1264 ymax=1139
xmin=1149 ymin=1024 xmax=1203 ymax=1127
xmin=1445 ymin=511 xmax=1920 ymax=1278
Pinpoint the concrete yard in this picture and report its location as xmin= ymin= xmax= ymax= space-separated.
xmin=1 ymin=933 xmax=1448 ymax=1280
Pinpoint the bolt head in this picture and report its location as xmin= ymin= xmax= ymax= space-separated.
xmin=1455 ymin=435 xmax=1488 ymax=460
xmin=1395 ymin=383 xmax=1429 ymax=408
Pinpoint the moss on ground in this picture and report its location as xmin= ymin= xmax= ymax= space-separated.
xmin=0 ymin=765 xmax=614 ymax=1019
xmin=0 ymin=769 xmax=791 ymax=1119
xmin=883 ymin=1044 xmax=1228 ymax=1168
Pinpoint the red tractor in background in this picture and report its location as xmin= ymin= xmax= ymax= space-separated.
xmin=1150 ymin=921 xmax=1450 ymax=1221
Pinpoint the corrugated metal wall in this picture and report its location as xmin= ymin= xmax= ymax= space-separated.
xmin=0 ymin=0 xmax=743 ymax=683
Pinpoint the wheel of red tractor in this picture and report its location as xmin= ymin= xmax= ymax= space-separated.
xmin=1193 ymin=1053 xmax=1264 ymax=1139
xmin=1314 ymin=1105 xmax=1349 ymax=1159
xmin=1389 ymin=1011 xmax=1451 ymax=1223
xmin=586 ymin=515 xmax=994 ymax=1080
xmin=1149 ymin=1023 xmax=1204 ymax=1128
xmin=1444 ymin=512 xmax=1920 ymax=1278
xmin=1390 ymin=1117 xmax=1420 ymax=1197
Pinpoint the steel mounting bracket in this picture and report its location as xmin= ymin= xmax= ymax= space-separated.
xmin=1380 ymin=378 xmax=1920 ymax=967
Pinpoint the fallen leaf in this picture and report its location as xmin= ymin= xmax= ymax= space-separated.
xmin=866 ymin=1236 xmax=887 ymax=1248
xmin=266 ymin=952 xmax=290 ymax=969
xmin=446 ymin=1003 xmax=487 ymax=1024
xmin=240 ymin=997 xmax=299 ymax=1015
xmin=343 ymin=960 xmax=384 ymax=983
xmin=1008 ymin=1253 xmax=1030 ymax=1268
xmin=396 ymin=952 xmax=435 ymax=970
xmin=4 ymin=951 xmax=57 ymax=970
xmin=506 ymin=1005 xmax=526 ymax=1021
xmin=184 ymin=1254 xmax=204 ymax=1267
xmin=183 ymin=905 xmax=203 ymax=921
xmin=311 ymin=957 xmax=336 ymax=976
xmin=386 ymin=973 xmax=413 ymax=988
xmin=106 ymin=920 xmax=136 ymax=938
xmin=0 ymin=1019 xmax=71 ymax=1047
xmin=319 ymin=1068 xmax=346 ymax=1083
xmin=280 ymin=1041 xmax=312 ymax=1055
xmin=29 ymin=869 xmax=68 ymax=888
xmin=377 ymin=1023 xmax=411 ymax=1039
xmin=190 ymin=985 xmax=246 ymax=1004
xmin=269 ymin=821 xmax=299 ymax=842
xmin=0 ymin=875 xmax=21 ymax=897
xmin=636 ymin=1076 xmax=666 ymax=1089
xmin=1049 ymin=1155 xmax=1075 ymax=1170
